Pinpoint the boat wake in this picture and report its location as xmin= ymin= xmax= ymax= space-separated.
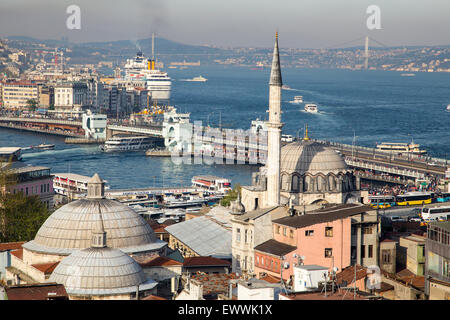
xmin=22 ymin=146 xmax=99 ymax=159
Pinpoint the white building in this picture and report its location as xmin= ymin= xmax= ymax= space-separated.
xmin=82 ymin=112 xmax=107 ymax=139
xmin=293 ymin=265 xmax=329 ymax=292
xmin=54 ymin=82 xmax=88 ymax=112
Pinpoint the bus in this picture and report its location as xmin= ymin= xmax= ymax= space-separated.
xmin=368 ymin=195 xmax=396 ymax=209
xmin=420 ymin=206 xmax=450 ymax=222
xmin=395 ymin=192 xmax=432 ymax=206
xmin=436 ymin=193 xmax=450 ymax=203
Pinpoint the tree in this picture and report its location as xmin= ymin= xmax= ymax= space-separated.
xmin=26 ymin=99 xmax=37 ymax=111
xmin=0 ymin=162 xmax=50 ymax=242
xmin=220 ymin=183 xmax=241 ymax=207
xmin=0 ymin=193 xmax=50 ymax=242
xmin=48 ymin=103 xmax=55 ymax=111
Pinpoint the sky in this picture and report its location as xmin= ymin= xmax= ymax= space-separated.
xmin=0 ymin=0 xmax=449 ymax=48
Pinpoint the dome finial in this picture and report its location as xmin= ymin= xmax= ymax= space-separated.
xmin=87 ymin=173 xmax=105 ymax=199
xmin=303 ymin=124 xmax=310 ymax=141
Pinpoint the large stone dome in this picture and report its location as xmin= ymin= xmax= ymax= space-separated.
xmin=280 ymin=140 xmax=349 ymax=175
xmin=23 ymin=198 xmax=164 ymax=256
xmin=49 ymin=247 xmax=157 ymax=296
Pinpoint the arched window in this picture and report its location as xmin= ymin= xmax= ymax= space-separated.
xmin=292 ymin=175 xmax=299 ymax=192
xmin=329 ymin=175 xmax=336 ymax=191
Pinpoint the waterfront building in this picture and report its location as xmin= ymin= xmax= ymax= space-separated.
xmin=1 ymin=81 xmax=38 ymax=109
xmin=5 ymin=174 xmax=167 ymax=286
xmin=54 ymin=81 xmax=88 ymax=114
xmin=425 ymin=221 xmax=450 ymax=299
xmin=0 ymin=161 xmax=54 ymax=209
xmin=81 ymin=112 xmax=107 ymax=140
xmin=37 ymin=84 xmax=54 ymax=109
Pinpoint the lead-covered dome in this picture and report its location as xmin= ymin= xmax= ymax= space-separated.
xmin=49 ymin=247 xmax=157 ymax=296
xmin=280 ymin=140 xmax=349 ymax=175
xmin=23 ymin=174 xmax=165 ymax=256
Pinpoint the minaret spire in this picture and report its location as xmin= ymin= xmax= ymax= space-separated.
xmin=266 ymin=32 xmax=283 ymax=207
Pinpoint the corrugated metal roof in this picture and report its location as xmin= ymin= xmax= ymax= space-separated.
xmin=165 ymin=216 xmax=231 ymax=258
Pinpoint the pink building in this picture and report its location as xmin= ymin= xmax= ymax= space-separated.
xmin=254 ymin=207 xmax=359 ymax=281
xmin=2 ymin=162 xmax=54 ymax=209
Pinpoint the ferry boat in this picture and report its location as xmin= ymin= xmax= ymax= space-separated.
xmin=376 ymin=142 xmax=427 ymax=155
xmin=191 ymin=175 xmax=232 ymax=194
xmin=124 ymin=51 xmax=172 ymax=101
xmin=100 ymin=135 xmax=156 ymax=152
xmin=304 ymin=104 xmax=318 ymax=113
xmin=400 ymin=73 xmax=415 ymax=77
xmin=53 ymin=173 xmax=109 ymax=198
xmin=282 ymin=85 xmax=293 ymax=90
xmin=184 ymin=76 xmax=207 ymax=82
xmin=33 ymin=143 xmax=55 ymax=150
xmin=290 ymin=96 xmax=303 ymax=104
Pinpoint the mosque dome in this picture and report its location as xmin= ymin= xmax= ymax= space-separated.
xmin=48 ymin=246 xmax=157 ymax=297
xmin=280 ymin=140 xmax=349 ymax=176
xmin=23 ymin=174 xmax=164 ymax=256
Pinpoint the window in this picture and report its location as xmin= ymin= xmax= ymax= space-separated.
xmin=245 ymin=230 xmax=248 ymax=243
xmin=351 ymin=246 xmax=357 ymax=260
xmin=325 ymin=227 xmax=333 ymax=237
xmin=363 ymin=226 xmax=373 ymax=235
xmin=276 ymin=226 xmax=280 ymax=234
xmin=305 ymin=230 xmax=314 ymax=236
xmin=290 ymin=229 xmax=294 ymax=238
xmin=325 ymin=248 xmax=333 ymax=258
xmin=368 ymin=245 xmax=373 ymax=258
xmin=382 ymin=249 xmax=391 ymax=264
xmin=283 ymin=227 xmax=287 ymax=236
xmin=256 ymin=256 xmax=259 ymax=266
xmin=236 ymin=228 xmax=241 ymax=242
xmin=361 ymin=245 xmax=366 ymax=258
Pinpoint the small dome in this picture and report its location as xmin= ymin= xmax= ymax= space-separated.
xmin=280 ymin=140 xmax=349 ymax=175
xmin=49 ymin=247 xmax=157 ymax=296
xmin=23 ymin=199 xmax=164 ymax=255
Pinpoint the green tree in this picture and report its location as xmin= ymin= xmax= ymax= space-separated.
xmin=48 ymin=103 xmax=55 ymax=111
xmin=0 ymin=162 xmax=50 ymax=242
xmin=220 ymin=183 xmax=241 ymax=207
xmin=26 ymin=99 xmax=37 ymax=111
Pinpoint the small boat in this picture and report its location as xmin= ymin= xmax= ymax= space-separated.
xmin=282 ymin=85 xmax=293 ymax=90
xmin=33 ymin=144 xmax=55 ymax=150
xmin=446 ymin=104 xmax=450 ymax=111
xmin=304 ymin=104 xmax=318 ymax=113
xmin=400 ymin=73 xmax=415 ymax=77
xmin=185 ymin=76 xmax=207 ymax=82
xmin=290 ymin=96 xmax=303 ymax=104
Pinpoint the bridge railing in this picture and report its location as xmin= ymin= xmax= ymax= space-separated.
xmin=346 ymin=159 xmax=424 ymax=179
xmin=0 ymin=116 xmax=82 ymax=126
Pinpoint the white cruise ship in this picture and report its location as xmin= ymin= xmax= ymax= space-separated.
xmin=100 ymin=135 xmax=156 ymax=152
xmin=124 ymin=51 xmax=172 ymax=102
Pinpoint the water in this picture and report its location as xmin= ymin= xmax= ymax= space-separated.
xmin=1 ymin=66 xmax=449 ymax=189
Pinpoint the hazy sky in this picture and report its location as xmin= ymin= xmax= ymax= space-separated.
xmin=1 ymin=0 xmax=449 ymax=48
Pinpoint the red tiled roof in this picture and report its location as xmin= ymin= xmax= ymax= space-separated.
xmin=190 ymin=272 xmax=238 ymax=295
xmin=31 ymin=262 xmax=60 ymax=275
xmin=5 ymin=283 xmax=68 ymax=300
xmin=0 ymin=242 xmax=24 ymax=251
xmin=260 ymin=274 xmax=281 ymax=284
xmin=141 ymin=295 xmax=167 ymax=300
xmin=152 ymin=226 xmax=168 ymax=233
xmin=139 ymin=256 xmax=182 ymax=267
xmin=395 ymin=269 xmax=425 ymax=289
xmin=336 ymin=265 xmax=367 ymax=285
xmin=280 ymin=290 xmax=368 ymax=300
xmin=10 ymin=248 xmax=23 ymax=260
xmin=183 ymin=256 xmax=231 ymax=267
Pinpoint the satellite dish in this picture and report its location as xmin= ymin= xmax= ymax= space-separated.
xmin=283 ymin=262 xmax=290 ymax=269
xmin=333 ymin=267 xmax=339 ymax=273
xmin=293 ymin=253 xmax=298 ymax=258
xmin=300 ymin=256 xmax=305 ymax=260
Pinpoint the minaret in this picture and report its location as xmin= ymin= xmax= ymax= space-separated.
xmin=266 ymin=32 xmax=283 ymax=207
